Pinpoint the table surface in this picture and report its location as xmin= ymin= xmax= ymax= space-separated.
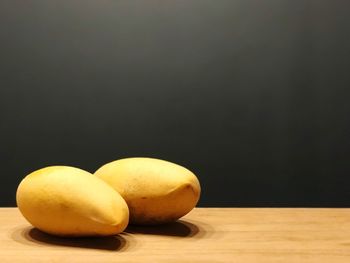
xmin=0 ymin=208 xmax=350 ymax=262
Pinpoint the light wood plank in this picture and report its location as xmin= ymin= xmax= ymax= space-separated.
xmin=0 ymin=208 xmax=349 ymax=262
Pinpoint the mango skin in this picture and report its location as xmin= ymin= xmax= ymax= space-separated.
xmin=94 ymin=158 xmax=201 ymax=225
xmin=16 ymin=166 xmax=129 ymax=237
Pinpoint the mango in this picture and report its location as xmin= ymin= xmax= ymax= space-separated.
xmin=95 ymin=157 xmax=201 ymax=225
xmin=16 ymin=166 xmax=129 ymax=237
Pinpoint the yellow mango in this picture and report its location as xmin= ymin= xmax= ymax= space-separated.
xmin=95 ymin=157 xmax=201 ymax=225
xmin=16 ymin=166 xmax=129 ymax=237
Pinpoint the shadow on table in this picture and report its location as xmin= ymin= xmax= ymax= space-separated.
xmin=125 ymin=219 xmax=210 ymax=238
xmin=11 ymin=220 xmax=212 ymax=251
xmin=11 ymin=226 xmax=129 ymax=251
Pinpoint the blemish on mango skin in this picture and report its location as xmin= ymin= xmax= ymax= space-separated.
xmin=59 ymin=202 xmax=69 ymax=209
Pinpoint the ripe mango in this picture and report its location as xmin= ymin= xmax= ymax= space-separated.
xmin=95 ymin=157 xmax=201 ymax=225
xmin=16 ymin=166 xmax=129 ymax=237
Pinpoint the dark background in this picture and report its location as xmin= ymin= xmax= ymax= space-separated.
xmin=1 ymin=0 xmax=350 ymax=207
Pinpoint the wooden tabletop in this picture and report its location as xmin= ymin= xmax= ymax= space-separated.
xmin=0 ymin=208 xmax=349 ymax=262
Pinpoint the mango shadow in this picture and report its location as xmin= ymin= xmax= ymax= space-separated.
xmin=126 ymin=220 xmax=205 ymax=238
xmin=13 ymin=226 xmax=127 ymax=251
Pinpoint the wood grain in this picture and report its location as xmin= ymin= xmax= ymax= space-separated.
xmin=0 ymin=208 xmax=349 ymax=262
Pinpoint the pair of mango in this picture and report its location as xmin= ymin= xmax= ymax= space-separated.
xmin=16 ymin=157 xmax=201 ymax=237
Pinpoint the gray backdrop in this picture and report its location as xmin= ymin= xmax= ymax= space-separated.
xmin=1 ymin=0 xmax=350 ymax=206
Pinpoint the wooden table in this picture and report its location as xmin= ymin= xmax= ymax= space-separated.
xmin=0 ymin=208 xmax=349 ymax=262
